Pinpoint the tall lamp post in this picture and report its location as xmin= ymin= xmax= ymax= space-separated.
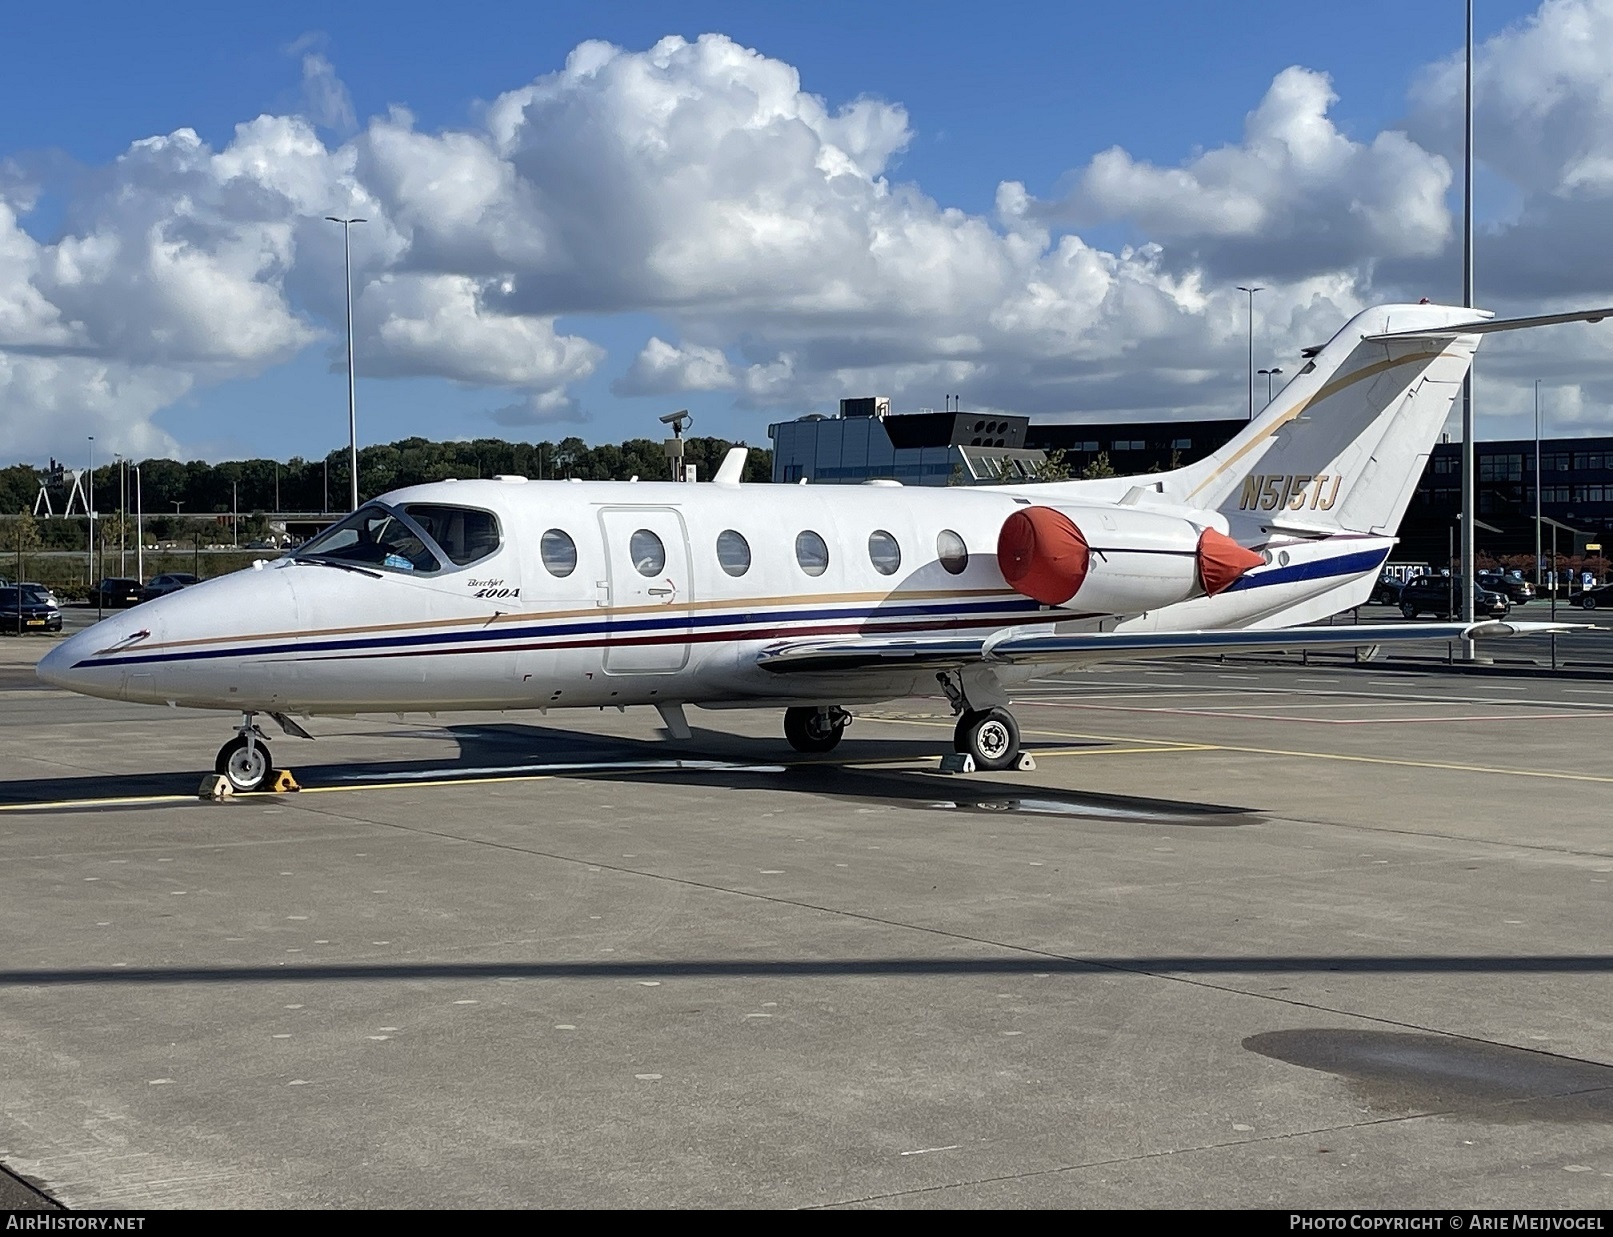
xmin=1534 ymin=379 xmax=1544 ymax=588
xmin=86 ymin=435 xmax=95 ymax=589
xmin=1458 ymin=0 xmax=1477 ymax=654
xmin=326 ymin=215 xmax=367 ymax=511
xmin=1237 ymin=286 xmax=1264 ymax=420
xmin=1258 ymin=367 xmax=1284 ymax=404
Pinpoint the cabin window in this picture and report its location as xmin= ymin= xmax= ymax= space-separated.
xmin=631 ymin=529 xmax=666 ymax=576
xmin=540 ymin=529 xmax=578 ymax=577
xmin=937 ymin=530 xmax=968 ymax=575
xmin=716 ymin=529 xmax=751 ymax=577
xmin=293 ymin=504 xmax=440 ymax=575
xmin=868 ymin=530 xmax=901 ymax=576
xmin=400 ymin=504 xmax=501 ymax=567
xmin=795 ymin=530 xmax=830 ymax=577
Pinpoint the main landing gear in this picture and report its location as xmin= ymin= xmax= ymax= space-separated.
xmin=938 ymin=671 xmax=1025 ymax=772
xmin=216 ymin=713 xmax=274 ymax=793
xmin=783 ymin=705 xmax=852 ymax=753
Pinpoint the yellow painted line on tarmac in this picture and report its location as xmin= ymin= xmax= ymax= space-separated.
xmin=0 ymin=792 xmax=196 ymax=813
xmin=858 ymin=713 xmax=1613 ymax=783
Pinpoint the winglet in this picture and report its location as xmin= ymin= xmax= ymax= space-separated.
xmin=713 ymin=447 xmax=749 ymax=487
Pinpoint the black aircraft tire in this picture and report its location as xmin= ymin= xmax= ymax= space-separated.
xmin=954 ymin=708 xmax=1021 ymax=771
xmin=784 ymin=707 xmax=845 ymax=754
xmin=216 ymin=735 xmax=275 ymax=793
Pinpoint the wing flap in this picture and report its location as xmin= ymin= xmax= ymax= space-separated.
xmin=755 ymin=621 xmax=1587 ymax=674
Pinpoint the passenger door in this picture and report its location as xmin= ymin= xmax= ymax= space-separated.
xmin=597 ymin=507 xmax=692 ymax=675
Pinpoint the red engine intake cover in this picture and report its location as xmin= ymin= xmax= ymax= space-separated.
xmin=1197 ymin=528 xmax=1265 ymax=596
xmin=997 ymin=507 xmax=1090 ymax=605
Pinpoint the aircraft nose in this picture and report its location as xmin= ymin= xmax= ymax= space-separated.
xmin=37 ymin=613 xmax=162 ymax=700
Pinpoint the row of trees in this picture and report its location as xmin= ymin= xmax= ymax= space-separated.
xmin=0 ymin=435 xmax=774 ymax=530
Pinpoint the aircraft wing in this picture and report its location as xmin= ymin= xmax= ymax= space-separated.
xmin=755 ymin=621 xmax=1584 ymax=675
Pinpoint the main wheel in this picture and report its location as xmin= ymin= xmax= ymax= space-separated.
xmin=1399 ymin=602 xmax=1417 ymax=619
xmin=953 ymin=708 xmax=1021 ymax=771
xmin=216 ymin=734 xmax=274 ymax=792
xmin=783 ymin=706 xmax=845 ymax=754
xmin=1581 ymin=595 xmax=1598 ymax=610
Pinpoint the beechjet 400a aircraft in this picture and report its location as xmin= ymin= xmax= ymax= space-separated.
xmin=37 ymin=301 xmax=1610 ymax=791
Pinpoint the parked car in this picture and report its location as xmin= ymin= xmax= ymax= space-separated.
xmin=90 ymin=577 xmax=145 ymax=608
xmin=0 ymin=586 xmax=63 ymax=634
xmin=140 ymin=572 xmax=200 ymax=602
xmin=18 ymin=583 xmax=61 ymax=609
xmin=1397 ymin=575 xmax=1511 ymax=620
xmin=1368 ymin=572 xmax=1404 ymax=605
xmin=1568 ymin=582 xmax=1613 ymax=610
xmin=1476 ymin=573 xmax=1535 ymax=604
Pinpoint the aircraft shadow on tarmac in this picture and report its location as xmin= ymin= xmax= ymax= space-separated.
xmin=1 ymin=954 xmax=1610 ymax=990
xmin=0 ymin=719 xmax=1255 ymax=825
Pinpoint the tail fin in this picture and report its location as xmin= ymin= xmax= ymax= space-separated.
xmin=1161 ymin=302 xmax=1610 ymax=537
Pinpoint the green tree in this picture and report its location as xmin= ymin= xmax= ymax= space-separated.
xmin=0 ymin=510 xmax=42 ymax=582
xmin=1079 ymin=451 xmax=1117 ymax=479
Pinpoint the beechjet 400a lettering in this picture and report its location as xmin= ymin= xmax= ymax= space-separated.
xmin=38 ymin=301 xmax=1610 ymax=791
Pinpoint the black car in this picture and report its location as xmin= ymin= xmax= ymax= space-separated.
xmin=1368 ymin=572 xmax=1404 ymax=605
xmin=140 ymin=573 xmax=199 ymax=602
xmin=1568 ymin=582 xmax=1613 ymax=610
xmin=91 ymin=577 xmax=145 ymax=608
xmin=1398 ymin=575 xmax=1511 ymax=620
xmin=0 ymin=586 xmax=63 ymax=634
xmin=1476 ymin=573 xmax=1535 ymax=604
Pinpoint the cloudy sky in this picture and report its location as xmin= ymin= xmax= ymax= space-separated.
xmin=4 ymin=0 xmax=1613 ymax=466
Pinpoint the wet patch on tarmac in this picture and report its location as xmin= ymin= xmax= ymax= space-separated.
xmin=1245 ymin=1029 xmax=1613 ymax=1123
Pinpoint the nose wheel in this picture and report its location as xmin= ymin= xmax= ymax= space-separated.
xmin=953 ymin=707 xmax=1021 ymax=771
xmin=216 ymin=714 xmax=274 ymax=792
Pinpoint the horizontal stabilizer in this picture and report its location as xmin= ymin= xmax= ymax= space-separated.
xmin=1364 ymin=306 xmax=1613 ymax=342
xmin=755 ymin=620 xmax=1588 ymax=675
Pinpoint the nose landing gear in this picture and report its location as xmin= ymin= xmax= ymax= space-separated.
xmin=784 ymin=705 xmax=852 ymax=753
xmin=216 ymin=713 xmax=274 ymax=793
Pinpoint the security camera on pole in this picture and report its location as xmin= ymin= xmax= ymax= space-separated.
xmin=661 ymin=410 xmax=693 ymax=482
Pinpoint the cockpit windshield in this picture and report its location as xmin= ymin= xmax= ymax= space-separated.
xmin=292 ymin=504 xmax=442 ymax=575
xmin=400 ymin=504 xmax=501 ymax=567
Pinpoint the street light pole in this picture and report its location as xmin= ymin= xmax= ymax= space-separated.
xmin=1237 ymin=286 xmax=1264 ymax=420
xmin=1535 ymin=379 xmax=1543 ymax=588
xmin=1458 ymin=0 xmax=1477 ymax=654
xmin=87 ymin=435 xmax=95 ymax=590
xmin=134 ymin=466 xmax=143 ymax=584
xmin=1258 ymin=367 xmax=1284 ymax=404
xmin=326 ymin=216 xmax=368 ymax=510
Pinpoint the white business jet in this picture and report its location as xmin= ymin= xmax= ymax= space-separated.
xmin=38 ymin=301 xmax=1608 ymax=791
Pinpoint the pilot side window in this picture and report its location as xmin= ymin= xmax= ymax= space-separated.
xmin=937 ymin=530 xmax=968 ymax=575
xmin=631 ymin=529 xmax=666 ymax=576
xmin=400 ymin=504 xmax=501 ymax=568
xmin=795 ymin=530 xmax=830 ymax=577
xmin=716 ymin=529 xmax=751 ymax=577
xmin=295 ymin=505 xmax=440 ymax=575
xmin=867 ymin=530 xmax=901 ymax=576
xmin=540 ymin=529 xmax=578 ymax=577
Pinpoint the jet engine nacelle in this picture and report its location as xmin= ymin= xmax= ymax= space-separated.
xmin=996 ymin=504 xmax=1264 ymax=613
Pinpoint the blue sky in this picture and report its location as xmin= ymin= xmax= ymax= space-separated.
xmin=5 ymin=0 xmax=1602 ymax=466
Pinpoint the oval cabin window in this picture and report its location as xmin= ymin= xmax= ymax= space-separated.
xmin=795 ymin=530 xmax=830 ymax=577
xmin=868 ymin=530 xmax=901 ymax=576
xmin=631 ymin=529 xmax=666 ymax=576
xmin=716 ymin=529 xmax=751 ymax=577
xmin=937 ymin=530 xmax=968 ymax=575
xmin=540 ymin=529 xmax=578 ymax=577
